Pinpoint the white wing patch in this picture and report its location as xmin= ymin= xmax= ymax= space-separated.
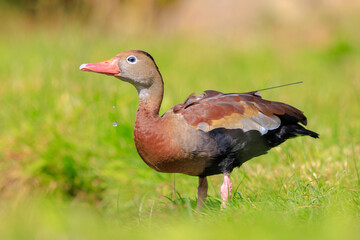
xmin=196 ymin=112 xmax=281 ymax=135
xmin=247 ymin=112 xmax=281 ymax=134
xmin=197 ymin=122 xmax=210 ymax=131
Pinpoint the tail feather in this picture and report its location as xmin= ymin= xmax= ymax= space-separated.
xmin=290 ymin=125 xmax=319 ymax=139
xmin=265 ymin=124 xmax=319 ymax=147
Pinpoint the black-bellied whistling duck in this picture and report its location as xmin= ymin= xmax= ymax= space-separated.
xmin=80 ymin=50 xmax=319 ymax=209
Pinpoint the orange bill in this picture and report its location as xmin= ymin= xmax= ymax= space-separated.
xmin=79 ymin=57 xmax=120 ymax=76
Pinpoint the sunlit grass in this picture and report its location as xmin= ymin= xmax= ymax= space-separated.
xmin=0 ymin=23 xmax=360 ymax=238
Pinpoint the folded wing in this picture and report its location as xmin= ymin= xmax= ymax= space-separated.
xmin=171 ymin=90 xmax=308 ymax=135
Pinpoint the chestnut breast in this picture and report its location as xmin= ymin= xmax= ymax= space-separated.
xmin=134 ymin=111 xmax=216 ymax=176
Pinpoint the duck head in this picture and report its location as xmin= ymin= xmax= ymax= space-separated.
xmin=80 ymin=50 xmax=161 ymax=93
xmin=80 ymin=50 xmax=164 ymax=114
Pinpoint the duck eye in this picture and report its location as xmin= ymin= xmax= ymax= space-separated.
xmin=127 ymin=55 xmax=137 ymax=64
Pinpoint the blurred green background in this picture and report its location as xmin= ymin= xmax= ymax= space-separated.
xmin=0 ymin=0 xmax=359 ymax=239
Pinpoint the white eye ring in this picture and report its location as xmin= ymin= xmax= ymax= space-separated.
xmin=126 ymin=55 xmax=137 ymax=64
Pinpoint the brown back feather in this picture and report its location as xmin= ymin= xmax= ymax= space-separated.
xmin=173 ymin=91 xmax=307 ymax=130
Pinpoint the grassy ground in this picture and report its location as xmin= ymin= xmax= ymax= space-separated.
xmin=1 ymin=22 xmax=360 ymax=239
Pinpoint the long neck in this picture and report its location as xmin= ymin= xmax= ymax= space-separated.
xmin=134 ymin=72 xmax=164 ymax=162
xmin=133 ymin=73 xmax=171 ymax=172
xmin=136 ymin=72 xmax=164 ymax=119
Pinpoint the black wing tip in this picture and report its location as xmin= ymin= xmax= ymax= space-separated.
xmin=265 ymin=124 xmax=319 ymax=147
xmin=309 ymin=131 xmax=320 ymax=139
xmin=294 ymin=126 xmax=319 ymax=139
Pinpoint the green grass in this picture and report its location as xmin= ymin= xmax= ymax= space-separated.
xmin=1 ymin=23 xmax=360 ymax=239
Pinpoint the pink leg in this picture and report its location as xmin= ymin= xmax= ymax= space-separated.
xmin=196 ymin=177 xmax=208 ymax=210
xmin=220 ymin=173 xmax=232 ymax=208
